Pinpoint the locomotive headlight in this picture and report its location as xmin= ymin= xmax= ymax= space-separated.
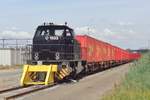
xmin=34 ymin=52 xmax=39 ymax=61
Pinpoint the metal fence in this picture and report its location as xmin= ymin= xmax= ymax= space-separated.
xmin=0 ymin=39 xmax=32 ymax=48
xmin=0 ymin=39 xmax=32 ymax=66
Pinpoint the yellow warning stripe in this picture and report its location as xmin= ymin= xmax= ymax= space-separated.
xmin=30 ymin=72 xmax=37 ymax=80
xmin=55 ymin=72 xmax=63 ymax=79
xmin=56 ymin=67 xmax=70 ymax=80
xmin=60 ymin=71 xmax=66 ymax=77
xmin=64 ymin=68 xmax=70 ymax=73
xmin=61 ymin=69 xmax=69 ymax=75
xmin=55 ymin=71 xmax=65 ymax=80
xmin=57 ymin=73 xmax=64 ymax=79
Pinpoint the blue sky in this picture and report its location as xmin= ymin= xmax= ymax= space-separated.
xmin=0 ymin=0 xmax=150 ymax=49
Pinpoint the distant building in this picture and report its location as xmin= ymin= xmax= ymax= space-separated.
xmin=0 ymin=48 xmax=28 ymax=66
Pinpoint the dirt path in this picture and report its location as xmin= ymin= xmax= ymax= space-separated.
xmin=18 ymin=63 xmax=131 ymax=100
xmin=0 ymin=69 xmax=21 ymax=89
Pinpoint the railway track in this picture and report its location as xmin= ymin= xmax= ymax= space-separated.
xmin=0 ymin=84 xmax=57 ymax=100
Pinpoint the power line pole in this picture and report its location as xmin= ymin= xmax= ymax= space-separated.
xmin=2 ymin=39 xmax=5 ymax=48
xmin=16 ymin=39 xmax=18 ymax=49
xmin=148 ymin=40 xmax=150 ymax=51
xmin=86 ymin=27 xmax=89 ymax=36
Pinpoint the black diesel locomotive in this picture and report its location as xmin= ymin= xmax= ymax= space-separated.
xmin=31 ymin=23 xmax=85 ymax=79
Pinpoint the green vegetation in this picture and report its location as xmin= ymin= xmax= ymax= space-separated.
xmin=103 ymin=53 xmax=150 ymax=100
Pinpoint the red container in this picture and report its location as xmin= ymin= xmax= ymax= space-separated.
xmin=76 ymin=35 xmax=120 ymax=62
xmin=75 ymin=35 xmax=140 ymax=63
xmin=130 ymin=52 xmax=141 ymax=60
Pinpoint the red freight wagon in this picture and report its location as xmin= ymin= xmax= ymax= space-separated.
xmin=76 ymin=35 xmax=101 ymax=62
xmin=76 ymin=35 xmax=124 ymax=63
xmin=75 ymin=35 xmax=101 ymax=62
xmin=130 ymin=52 xmax=141 ymax=60
xmin=75 ymin=34 xmax=141 ymax=74
xmin=75 ymin=35 xmax=136 ymax=64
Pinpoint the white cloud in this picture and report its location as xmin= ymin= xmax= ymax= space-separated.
xmin=102 ymin=28 xmax=128 ymax=42
xmin=0 ymin=30 xmax=32 ymax=39
xmin=75 ymin=26 xmax=97 ymax=35
xmin=11 ymin=27 xmax=19 ymax=30
xmin=118 ymin=21 xmax=134 ymax=26
xmin=75 ymin=27 xmax=128 ymax=40
xmin=74 ymin=26 xmax=148 ymax=49
xmin=103 ymin=28 xmax=114 ymax=35
xmin=5 ymin=26 xmax=19 ymax=31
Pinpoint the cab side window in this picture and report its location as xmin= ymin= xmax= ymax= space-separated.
xmin=55 ymin=29 xmax=64 ymax=36
xmin=66 ymin=29 xmax=71 ymax=37
xmin=63 ymin=29 xmax=72 ymax=37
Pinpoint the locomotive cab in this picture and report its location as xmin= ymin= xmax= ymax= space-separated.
xmin=32 ymin=23 xmax=80 ymax=64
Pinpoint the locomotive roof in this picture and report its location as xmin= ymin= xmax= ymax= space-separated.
xmin=37 ymin=24 xmax=73 ymax=30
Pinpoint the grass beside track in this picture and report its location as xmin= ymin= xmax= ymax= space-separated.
xmin=102 ymin=53 xmax=150 ymax=100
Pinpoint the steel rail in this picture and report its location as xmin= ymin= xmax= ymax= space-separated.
xmin=0 ymin=86 xmax=31 ymax=94
xmin=3 ymin=83 xmax=57 ymax=100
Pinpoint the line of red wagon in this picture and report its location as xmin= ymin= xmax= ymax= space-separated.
xmin=76 ymin=35 xmax=141 ymax=63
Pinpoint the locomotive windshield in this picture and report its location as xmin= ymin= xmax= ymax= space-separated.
xmin=35 ymin=26 xmax=74 ymax=37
